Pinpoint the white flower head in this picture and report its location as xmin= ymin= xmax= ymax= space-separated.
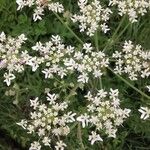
xmin=4 ymin=72 xmax=15 ymax=86
xmin=77 ymin=113 xmax=90 ymax=128
xmin=55 ymin=141 xmax=67 ymax=150
xmin=138 ymin=107 xmax=150 ymax=120
xmin=89 ymin=131 xmax=103 ymax=145
xmin=29 ymin=141 xmax=41 ymax=150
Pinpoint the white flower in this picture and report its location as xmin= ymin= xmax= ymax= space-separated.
xmin=93 ymin=69 xmax=102 ymax=78
xmin=16 ymin=0 xmax=26 ymax=10
xmin=32 ymin=42 xmax=43 ymax=51
xmin=78 ymin=73 xmax=89 ymax=83
xmin=51 ymin=35 xmax=61 ymax=44
xmin=112 ymin=41 xmax=150 ymax=80
xmin=64 ymin=112 xmax=76 ymax=123
xmin=97 ymin=89 xmax=107 ymax=98
xmin=42 ymin=137 xmax=51 ymax=146
xmin=138 ymin=107 xmax=150 ymax=120
xmin=77 ymin=113 xmax=90 ymax=128
xmin=29 ymin=141 xmax=41 ymax=150
xmin=33 ymin=7 xmax=44 ymax=21
xmin=4 ymin=72 xmax=15 ymax=86
xmin=109 ymin=89 xmax=119 ymax=99
xmin=17 ymin=93 xmax=75 ymax=150
xmin=42 ymin=68 xmax=53 ymax=79
xmin=16 ymin=119 xmax=27 ymax=129
xmin=109 ymin=0 xmax=150 ymax=23
xmin=89 ymin=131 xmax=103 ymax=145
xmin=72 ymin=0 xmax=112 ymax=36
xmin=0 ymin=32 xmax=6 ymax=41
xmin=55 ymin=141 xmax=67 ymax=150
xmin=101 ymin=23 xmax=110 ymax=33
xmin=64 ymin=58 xmax=76 ymax=70
xmin=46 ymin=93 xmax=58 ymax=104
xmin=26 ymin=57 xmax=41 ymax=71
xmin=146 ymin=85 xmax=150 ymax=92
xmin=30 ymin=97 xmax=39 ymax=109
xmin=81 ymin=89 xmax=130 ymax=145
xmin=83 ymin=43 xmax=93 ymax=53
xmin=16 ymin=0 xmax=64 ymax=21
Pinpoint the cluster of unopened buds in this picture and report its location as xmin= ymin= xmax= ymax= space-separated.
xmin=17 ymin=93 xmax=76 ymax=150
xmin=109 ymin=0 xmax=150 ymax=23
xmin=16 ymin=0 xmax=64 ymax=21
xmin=112 ymin=40 xmax=150 ymax=80
xmin=77 ymin=89 xmax=131 ymax=145
xmin=71 ymin=0 xmax=112 ymax=36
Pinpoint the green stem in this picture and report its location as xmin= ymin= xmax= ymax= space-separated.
xmin=53 ymin=12 xmax=84 ymax=45
xmin=103 ymin=15 xmax=127 ymax=52
xmin=99 ymin=77 xmax=103 ymax=89
xmin=77 ymin=123 xmax=85 ymax=150
xmin=65 ymin=84 xmax=79 ymax=100
xmin=94 ymin=31 xmax=99 ymax=51
xmin=108 ymin=67 xmax=150 ymax=100
xmin=94 ymin=31 xmax=103 ymax=89
xmin=114 ymin=23 xmax=130 ymax=43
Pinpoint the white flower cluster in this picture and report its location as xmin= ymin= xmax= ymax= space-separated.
xmin=0 ymin=32 xmax=27 ymax=86
xmin=17 ymin=93 xmax=76 ymax=150
xmin=65 ymin=43 xmax=109 ymax=83
xmin=77 ymin=89 xmax=131 ymax=145
xmin=71 ymin=0 xmax=112 ymax=36
xmin=112 ymin=41 xmax=150 ymax=80
xmin=0 ymin=34 xmax=109 ymax=86
xmin=31 ymin=35 xmax=74 ymax=79
xmin=109 ymin=0 xmax=150 ymax=23
xmin=138 ymin=106 xmax=150 ymax=120
xmin=31 ymin=36 xmax=109 ymax=83
xmin=16 ymin=0 xmax=64 ymax=21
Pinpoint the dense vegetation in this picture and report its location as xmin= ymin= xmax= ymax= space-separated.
xmin=0 ymin=0 xmax=150 ymax=149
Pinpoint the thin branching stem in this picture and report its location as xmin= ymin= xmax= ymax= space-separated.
xmin=103 ymin=15 xmax=128 ymax=52
xmin=77 ymin=123 xmax=85 ymax=150
xmin=54 ymin=13 xmax=84 ymax=45
xmin=94 ymin=31 xmax=99 ymax=51
xmin=108 ymin=67 xmax=150 ymax=100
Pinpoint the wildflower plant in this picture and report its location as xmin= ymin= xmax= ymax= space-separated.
xmin=112 ymin=40 xmax=150 ymax=80
xmin=77 ymin=89 xmax=131 ymax=145
xmin=109 ymin=0 xmax=150 ymax=23
xmin=16 ymin=0 xmax=64 ymax=21
xmin=0 ymin=0 xmax=150 ymax=149
xmin=0 ymin=32 xmax=27 ymax=86
xmin=17 ymin=93 xmax=76 ymax=149
xmin=71 ymin=0 xmax=112 ymax=36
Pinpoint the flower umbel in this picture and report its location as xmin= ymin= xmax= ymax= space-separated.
xmin=17 ymin=93 xmax=76 ymax=149
xmin=71 ymin=0 xmax=112 ymax=36
xmin=77 ymin=89 xmax=131 ymax=143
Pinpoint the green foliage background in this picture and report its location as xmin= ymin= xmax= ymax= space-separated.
xmin=0 ymin=0 xmax=150 ymax=149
